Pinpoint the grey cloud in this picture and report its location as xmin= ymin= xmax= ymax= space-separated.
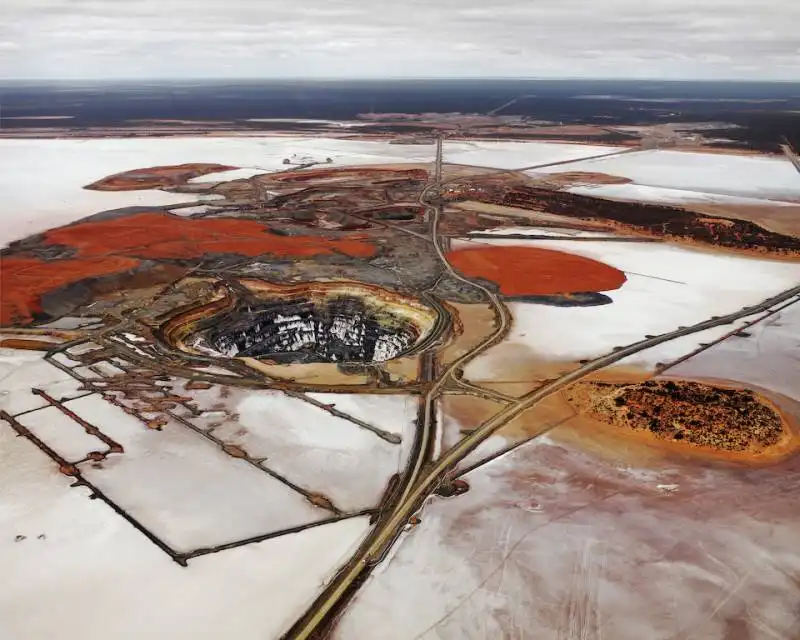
xmin=0 ymin=0 xmax=797 ymax=79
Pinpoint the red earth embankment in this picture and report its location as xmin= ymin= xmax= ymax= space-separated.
xmin=2 ymin=255 xmax=143 ymax=325
xmin=269 ymin=167 xmax=428 ymax=183
xmin=42 ymin=212 xmax=377 ymax=260
xmin=1 ymin=212 xmax=377 ymax=325
xmin=85 ymin=163 xmax=238 ymax=191
xmin=446 ymin=245 xmax=626 ymax=296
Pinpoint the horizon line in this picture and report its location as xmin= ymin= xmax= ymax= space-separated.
xmin=2 ymin=76 xmax=800 ymax=84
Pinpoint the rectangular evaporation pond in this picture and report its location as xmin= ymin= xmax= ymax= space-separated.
xmin=16 ymin=405 xmax=106 ymax=462
xmin=67 ymin=396 xmax=329 ymax=553
xmin=65 ymin=342 xmax=104 ymax=356
xmin=212 ymin=392 xmax=406 ymax=513
xmin=73 ymin=361 xmax=127 ymax=379
xmin=39 ymin=317 xmax=103 ymax=330
xmin=50 ymin=352 xmax=83 ymax=368
xmin=0 ymin=360 xmax=85 ymax=415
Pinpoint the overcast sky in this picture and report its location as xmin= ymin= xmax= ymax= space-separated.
xmin=1 ymin=0 xmax=798 ymax=81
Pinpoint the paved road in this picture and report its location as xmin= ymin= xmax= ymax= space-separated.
xmin=283 ymin=278 xmax=800 ymax=639
xmin=393 ymin=136 xmax=513 ymax=507
xmin=280 ymin=136 xmax=800 ymax=640
xmin=444 ymin=145 xmax=644 ymax=177
xmin=780 ymin=141 xmax=800 ymax=175
xmin=281 ymin=136 xmax=512 ymax=639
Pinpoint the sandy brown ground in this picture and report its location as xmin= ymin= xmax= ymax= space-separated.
xmin=684 ymin=202 xmax=800 ymax=238
xmin=340 ymin=297 xmax=800 ymax=637
xmin=442 ymin=392 xmax=575 ymax=444
xmin=0 ymin=338 xmax=56 ymax=350
xmin=336 ymin=410 xmax=800 ymax=639
xmin=535 ymin=171 xmax=633 ymax=187
xmin=439 ymin=302 xmax=497 ymax=366
xmin=560 ymin=380 xmax=800 ymax=467
xmin=451 ymin=353 xmax=800 ymax=467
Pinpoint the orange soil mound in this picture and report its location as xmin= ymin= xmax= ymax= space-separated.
xmin=543 ymin=172 xmax=632 ymax=186
xmin=2 ymin=255 xmax=142 ymax=324
xmin=85 ymin=163 xmax=237 ymax=191
xmin=0 ymin=338 xmax=58 ymax=350
xmin=43 ymin=212 xmax=377 ymax=261
xmin=446 ymin=246 xmax=626 ymax=296
xmin=1 ymin=211 xmax=377 ymax=325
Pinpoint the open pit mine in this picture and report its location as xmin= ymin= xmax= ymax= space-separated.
xmin=161 ymin=280 xmax=440 ymax=367
xmin=2 ymin=140 xmax=799 ymax=640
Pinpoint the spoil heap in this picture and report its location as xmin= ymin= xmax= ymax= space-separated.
xmin=571 ymin=380 xmax=785 ymax=452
